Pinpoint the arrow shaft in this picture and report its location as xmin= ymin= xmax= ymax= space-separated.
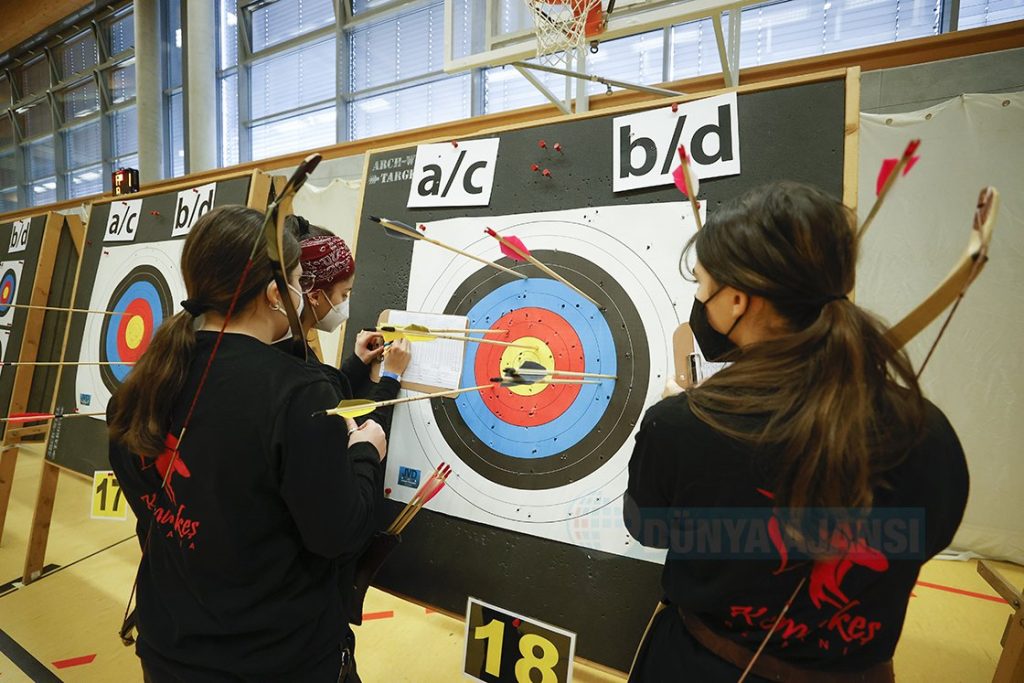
xmin=3 ymin=303 xmax=124 ymax=316
xmin=490 ymin=233 xmax=600 ymax=307
xmin=326 ymin=384 xmax=491 ymax=416
xmin=426 ymin=333 xmax=533 ymax=349
xmin=515 ymin=369 xmax=617 ymax=379
xmin=378 ymin=219 xmax=526 ymax=280
xmin=677 ymin=151 xmax=703 ymax=230
xmin=0 ymin=411 xmax=106 ymax=423
xmin=858 ymin=154 xmax=911 ymax=239
xmin=1 ymin=361 xmax=135 ymax=367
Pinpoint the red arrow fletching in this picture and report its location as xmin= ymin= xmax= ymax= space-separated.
xmin=500 ymin=235 xmax=530 ymax=262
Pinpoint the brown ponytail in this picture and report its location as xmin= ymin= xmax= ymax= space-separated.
xmin=108 ymin=205 xmax=300 ymax=456
xmin=684 ymin=182 xmax=925 ymax=517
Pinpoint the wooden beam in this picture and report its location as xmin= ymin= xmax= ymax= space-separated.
xmin=0 ymin=0 xmax=94 ymax=55
xmin=1 ymin=20 xmax=1020 ymax=224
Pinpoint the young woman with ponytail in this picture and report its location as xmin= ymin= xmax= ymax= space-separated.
xmin=108 ymin=206 xmax=384 ymax=682
xmin=626 ymin=183 xmax=968 ymax=682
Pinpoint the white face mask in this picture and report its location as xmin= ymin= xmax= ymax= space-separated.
xmin=273 ymin=283 xmax=305 ymax=343
xmin=313 ymin=291 xmax=350 ymax=332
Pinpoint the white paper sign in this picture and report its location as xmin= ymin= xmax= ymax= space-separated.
xmin=612 ymin=91 xmax=740 ymax=192
xmin=172 ymin=182 xmax=217 ymax=237
xmin=104 ymin=199 xmax=144 ymax=243
xmin=8 ymin=219 xmax=31 ymax=253
xmin=407 ymin=139 xmax=499 ymax=208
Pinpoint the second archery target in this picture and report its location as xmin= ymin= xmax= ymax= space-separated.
xmin=76 ymin=242 xmax=186 ymax=413
xmin=0 ymin=261 xmax=24 ymax=320
xmin=386 ymin=202 xmax=701 ymax=560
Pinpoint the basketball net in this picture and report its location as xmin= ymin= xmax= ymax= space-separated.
xmin=525 ymin=0 xmax=604 ymax=67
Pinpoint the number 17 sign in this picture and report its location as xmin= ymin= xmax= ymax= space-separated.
xmin=464 ymin=597 xmax=576 ymax=682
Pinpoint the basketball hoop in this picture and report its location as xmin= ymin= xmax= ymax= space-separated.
xmin=524 ymin=0 xmax=605 ymax=67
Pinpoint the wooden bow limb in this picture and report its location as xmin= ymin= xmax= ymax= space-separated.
xmin=885 ymin=187 xmax=998 ymax=375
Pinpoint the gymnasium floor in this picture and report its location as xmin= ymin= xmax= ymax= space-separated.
xmin=0 ymin=445 xmax=1019 ymax=682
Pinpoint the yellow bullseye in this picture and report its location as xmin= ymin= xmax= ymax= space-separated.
xmin=125 ymin=315 xmax=146 ymax=350
xmin=1 ymin=284 xmax=9 ymax=299
xmin=500 ymin=336 xmax=554 ymax=396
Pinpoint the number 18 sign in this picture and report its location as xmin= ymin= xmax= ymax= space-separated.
xmin=464 ymin=597 xmax=576 ymax=683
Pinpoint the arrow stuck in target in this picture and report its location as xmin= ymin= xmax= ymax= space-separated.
xmin=315 ymin=384 xmax=496 ymax=419
xmin=369 ymin=216 xmax=526 ymax=279
xmin=483 ymin=228 xmax=600 ymax=307
xmin=503 ymin=360 xmax=617 ymax=381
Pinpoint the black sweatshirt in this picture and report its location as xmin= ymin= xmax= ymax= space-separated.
xmin=625 ymin=392 xmax=968 ymax=675
xmin=109 ymin=332 xmax=383 ymax=680
xmin=276 ymin=340 xmax=401 ymax=436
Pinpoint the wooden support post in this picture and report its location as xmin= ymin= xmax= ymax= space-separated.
xmin=22 ymin=460 xmax=59 ymax=583
xmin=978 ymin=561 xmax=1024 ymax=683
xmin=0 ymin=444 xmax=18 ymax=545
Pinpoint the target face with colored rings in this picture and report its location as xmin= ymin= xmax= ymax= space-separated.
xmin=434 ymin=250 xmax=649 ymax=491
xmin=0 ymin=268 xmax=18 ymax=318
xmin=99 ymin=264 xmax=173 ymax=392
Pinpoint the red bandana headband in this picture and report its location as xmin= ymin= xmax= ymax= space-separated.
xmin=299 ymin=235 xmax=355 ymax=289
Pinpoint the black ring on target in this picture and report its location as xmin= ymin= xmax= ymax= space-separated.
xmin=98 ymin=264 xmax=174 ymax=393
xmin=433 ymin=250 xmax=650 ymax=491
xmin=0 ymin=268 xmax=17 ymax=318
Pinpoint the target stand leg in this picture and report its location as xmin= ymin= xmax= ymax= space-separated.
xmin=0 ymin=443 xmax=19 ymax=545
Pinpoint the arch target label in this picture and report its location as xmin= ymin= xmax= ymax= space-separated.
xmin=383 ymin=202 xmax=701 ymax=562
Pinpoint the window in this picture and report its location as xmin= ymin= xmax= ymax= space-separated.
xmin=350 ymin=74 xmax=470 ymax=139
xmin=349 ymin=3 xmax=446 ymax=90
xmin=346 ymin=1 xmax=470 ymax=138
xmin=219 ymin=73 xmax=240 ymax=166
xmin=0 ymin=2 xmax=137 ymax=212
xmin=165 ymin=0 xmax=185 ymax=177
xmin=250 ymin=0 xmax=335 ymax=52
xmin=250 ymin=38 xmax=336 ymax=120
xmin=958 ymin=0 xmax=1024 ymax=29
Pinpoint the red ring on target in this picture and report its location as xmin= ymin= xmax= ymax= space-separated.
xmin=115 ymin=297 xmax=155 ymax=362
xmin=473 ymin=307 xmax=585 ymax=427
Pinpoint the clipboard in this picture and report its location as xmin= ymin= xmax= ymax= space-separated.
xmin=369 ymin=309 xmax=466 ymax=394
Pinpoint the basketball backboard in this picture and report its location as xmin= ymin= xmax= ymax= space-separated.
xmin=444 ymin=0 xmax=746 ymax=80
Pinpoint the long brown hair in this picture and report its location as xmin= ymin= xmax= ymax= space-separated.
xmin=108 ymin=205 xmax=300 ymax=456
xmin=684 ymin=182 xmax=925 ymax=515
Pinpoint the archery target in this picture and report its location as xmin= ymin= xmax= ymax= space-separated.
xmin=0 ymin=260 xmax=24 ymax=320
xmin=77 ymin=241 xmax=186 ymax=413
xmin=385 ymin=202 xmax=702 ymax=561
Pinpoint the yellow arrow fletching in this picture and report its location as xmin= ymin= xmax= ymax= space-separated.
xmin=403 ymin=324 xmax=436 ymax=342
xmin=327 ymin=399 xmax=377 ymax=418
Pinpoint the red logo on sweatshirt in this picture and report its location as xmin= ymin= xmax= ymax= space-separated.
xmin=151 ymin=433 xmax=191 ymax=505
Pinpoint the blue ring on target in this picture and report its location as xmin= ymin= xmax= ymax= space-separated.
xmin=455 ymin=278 xmax=616 ymax=459
xmin=105 ymin=280 xmax=165 ymax=382
xmin=0 ymin=270 xmax=17 ymax=318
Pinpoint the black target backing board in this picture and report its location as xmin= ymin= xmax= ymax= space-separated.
xmin=46 ymin=171 xmax=275 ymax=478
xmin=0 ymin=213 xmax=77 ymax=431
xmin=346 ymin=71 xmax=857 ymax=671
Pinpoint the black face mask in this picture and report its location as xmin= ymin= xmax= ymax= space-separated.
xmin=689 ymin=288 xmax=743 ymax=362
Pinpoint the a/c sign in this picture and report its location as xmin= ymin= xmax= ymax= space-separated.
xmin=407 ymin=139 xmax=500 ymax=208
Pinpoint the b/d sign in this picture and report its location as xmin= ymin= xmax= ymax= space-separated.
xmin=612 ymin=91 xmax=740 ymax=193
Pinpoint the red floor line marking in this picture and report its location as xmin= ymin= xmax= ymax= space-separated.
xmin=362 ymin=610 xmax=395 ymax=621
xmin=915 ymin=580 xmax=1008 ymax=604
xmin=52 ymin=654 xmax=96 ymax=669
